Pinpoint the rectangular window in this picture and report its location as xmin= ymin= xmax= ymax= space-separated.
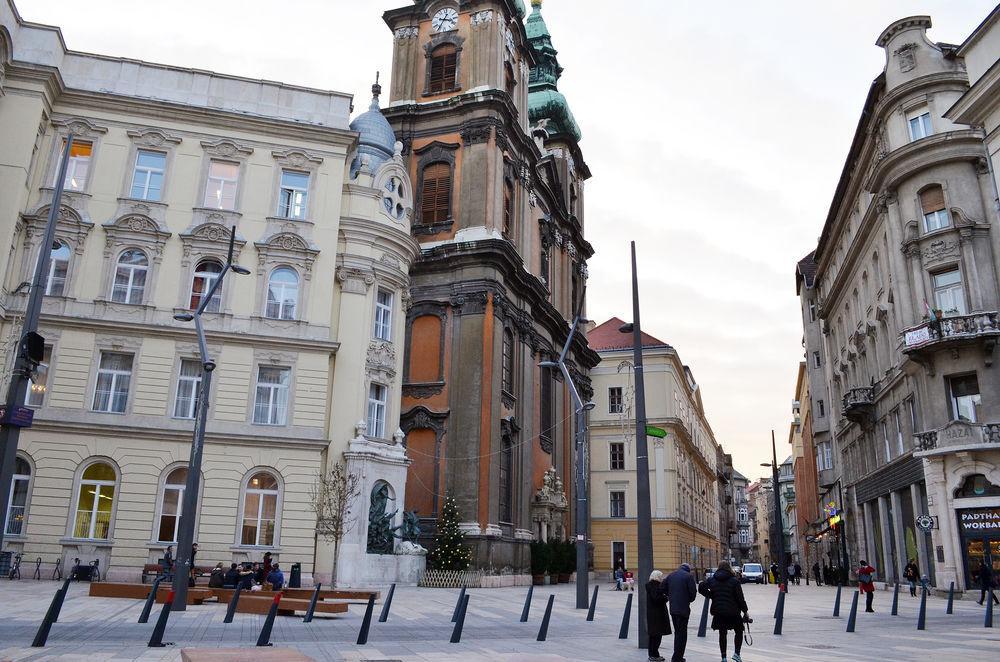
xmin=932 ymin=269 xmax=966 ymax=315
xmin=173 ymin=359 xmax=202 ymax=419
xmin=921 ymin=186 xmax=949 ymax=232
xmin=882 ymin=420 xmax=892 ymax=462
xmin=809 ymin=300 xmax=817 ymax=322
xmin=373 ymin=289 xmax=393 ymax=341
xmin=609 ymin=442 xmax=625 ymax=470
xmin=948 ymin=374 xmax=981 ymax=423
xmin=26 ymin=346 xmax=51 ymax=408
xmin=93 ymin=352 xmax=132 ymax=413
xmin=609 ymin=490 xmax=625 ymax=518
xmin=818 ymin=399 xmax=826 ymax=418
xmin=609 ymin=386 xmax=623 ymax=414
xmin=253 ymin=366 xmax=289 ymax=425
xmin=909 ymin=398 xmax=919 ymax=433
xmin=894 ymin=409 xmax=905 ymax=456
xmin=503 ymin=179 xmax=514 ymax=237
xmin=277 ymin=169 xmax=309 ymax=219
xmin=908 ymin=111 xmax=932 ymax=141
xmin=59 ymin=140 xmax=93 ymax=191
xmin=130 ymin=150 xmax=166 ymax=201
xmin=540 ymin=249 xmax=550 ymax=289
xmin=204 ymin=160 xmax=239 ymax=210
xmin=367 ymin=383 xmax=388 ymax=438
xmin=813 ymin=351 xmax=821 ymax=369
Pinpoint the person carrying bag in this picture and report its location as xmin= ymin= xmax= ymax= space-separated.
xmin=698 ymin=560 xmax=750 ymax=662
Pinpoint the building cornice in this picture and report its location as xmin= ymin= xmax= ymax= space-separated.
xmin=944 ymin=58 xmax=1000 ymax=127
xmin=865 ymin=128 xmax=985 ymax=193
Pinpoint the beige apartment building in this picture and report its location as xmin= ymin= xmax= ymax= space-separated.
xmin=586 ymin=318 xmax=722 ymax=575
xmin=0 ymin=0 xmax=419 ymax=584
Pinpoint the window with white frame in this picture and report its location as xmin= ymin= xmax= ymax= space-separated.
xmin=817 ymin=399 xmax=825 ymax=418
xmin=44 ymin=241 xmax=71 ymax=296
xmin=277 ymin=170 xmax=309 ymax=219
xmin=738 ymin=528 xmax=750 ymax=544
xmin=373 ymin=289 xmax=393 ymax=340
xmin=367 ymin=383 xmax=388 ymax=438
xmin=190 ymin=259 xmax=223 ymax=312
xmin=893 ymin=409 xmax=905 ymax=456
xmin=920 ymin=186 xmax=949 ymax=233
xmin=812 ymin=351 xmax=821 ymax=369
xmin=609 ymin=386 xmax=623 ymax=414
xmin=111 ymin=249 xmax=148 ymax=304
xmin=253 ymin=366 xmax=290 ymax=425
xmin=130 ymin=150 xmax=166 ymax=201
xmin=609 ymin=490 xmax=625 ymax=518
xmin=737 ymin=505 xmax=748 ymax=523
xmin=156 ymin=467 xmax=188 ymax=543
xmin=173 ymin=359 xmax=202 ymax=419
xmin=932 ymin=269 xmax=965 ymax=316
xmin=203 ymin=160 xmax=239 ymax=210
xmin=908 ymin=111 xmax=932 ymax=141
xmin=59 ymin=140 xmax=93 ymax=191
xmin=4 ymin=457 xmax=31 ymax=536
xmin=240 ymin=471 xmax=279 ymax=546
xmin=948 ymin=373 xmax=981 ymax=423
xmin=610 ymin=442 xmax=625 ymax=470
xmin=882 ymin=420 xmax=892 ymax=461
xmin=93 ymin=352 xmax=132 ymax=413
xmin=72 ymin=461 xmax=116 ymax=539
xmin=26 ymin=346 xmax=51 ymax=408
xmin=265 ymin=267 xmax=299 ymax=320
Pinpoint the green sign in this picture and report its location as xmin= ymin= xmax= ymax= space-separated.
xmin=645 ymin=425 xmax=667 ymax=438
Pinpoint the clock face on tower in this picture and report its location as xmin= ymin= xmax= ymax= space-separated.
xmin=432 ymin=8 xmax=459 ymax=33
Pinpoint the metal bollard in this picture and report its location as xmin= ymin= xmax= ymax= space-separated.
xmin=147 ymin=590 xmax=175 ymax=647
xmin=618 ymin=592 xmax=632 ymax=639
xmin=891 ymin=583 xmax=899 ymax=616
xmin=223 ymin=585 xmax=242 ymax=624
xmin=917 ymin=586 xmax=927 ymax=630
xmin=49 ymin=578 xmax=71 ymax=624
xmin=304 ymin=583 xmax=323 ymax=623
xmin=356 ymin=594 xmax=376 ymax=645
xmin=378 ymin=583 xmax=395 ymax=623
xmin=256 ymin=592 xmax=282 ymax=647
xmin=697 ymin=594 xmax=709 ymax=637
xmin=586 ymin=585 xmax=599 ymax=622
xmin=536 ymin=594 xmax=554 ymax=642
xmin=451 ymin=587 xmax=466 ymax=623
xmin=450 ymin=593 xmax=470 ymax=643
xmin=946 ymin=582 xmax=955 ymax=614
xmin=773 ymin=590 xmax=786 ymax=635
xmin=833 ymin=584 xmax=843 ymax=617
xmin=846 ymin=590 xmax=859 ymax=633
xmin=986 ymin=590 xmax=994 ymax=629
xmin=138 ymin=577 xmax=165 ymax=623
xmin=31 ymin=579 xmax=71 ymax=647
xmin=520 ymin=585 xmax=534 ymax=623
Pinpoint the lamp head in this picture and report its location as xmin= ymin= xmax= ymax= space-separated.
xmin=583 ymin=402 xmax=596 ymax=411
xmin=538 ymin=361 xmax=559 ymax=369
xmin=231 ymin=265 xmax=252 ymax=276
xmin=173 ymin=312 xmax=195 ymax=322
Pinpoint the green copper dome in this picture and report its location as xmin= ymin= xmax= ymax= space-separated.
xmin=514 ymin=0 xmax=526 ymax=18
xmin=526 ymin=0 xmax=582 ymax=142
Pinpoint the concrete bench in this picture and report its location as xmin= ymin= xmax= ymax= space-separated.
xmin=88 ymin=582 xmax=214 ymax=605
xmin=211 ymin=587 xmax=379 ymax=604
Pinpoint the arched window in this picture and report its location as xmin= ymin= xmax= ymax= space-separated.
xmin=156 ymin=466 xmax=188 ymax=543
xmin=4 ymin=456 xmax=32 ymax=536
xmin=191 ymin=259 xmax=223 ymax=312
xmin=920 ymin=186 xmax=949 ymax=232
xmin=429 ymin=43 xmax=458 ymax=94
xmin=955 ymin=474 xmax=1000 ymax=498
xmin=499 ymin=434 xmax=513 ymax=524
xmin=45 ymin=241 xmax=71 ymax=296
xmin=265 ymin=267 xmax=298 ymax=320
xmin=240 ymin=471 xmax=280 ymax=547
xmin=111 ymin=249 xmax=148 ymax=304
xmin=504 ymin=62 xmax=515 ymax=98
xmin=73 ymin=461 xmax=117 ymax=540
xmin=503 ymin=178 xmax=514 ymax=238
xmin=502 ymin=329 xmax=515 ymax=393
xmin=421 ymin=162 xmax=451 ymax=223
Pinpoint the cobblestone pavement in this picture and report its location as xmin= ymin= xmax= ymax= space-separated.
xmin=0 ymin=580 xmax=997 ymax=661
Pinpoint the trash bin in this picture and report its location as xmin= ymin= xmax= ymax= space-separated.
xmin=289 ymin=562 xmax=301 ymax=588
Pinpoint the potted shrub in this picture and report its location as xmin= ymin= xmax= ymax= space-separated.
xmin=545 ymin=539 xmax=561 ymax=583
xmin=564 ymin=539 xmax=577 ymax=582
xmin=554 ymin=540 xmax=570 ymax=583
xmin=530 ymin=541 xmax=548 ymax=586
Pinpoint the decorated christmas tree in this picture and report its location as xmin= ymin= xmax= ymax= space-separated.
xmin=429 ymin=494 xmax=473 ymax=571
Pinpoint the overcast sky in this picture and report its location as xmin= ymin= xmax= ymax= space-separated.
xmin=19 ymin=0 xmax=996 ymax=479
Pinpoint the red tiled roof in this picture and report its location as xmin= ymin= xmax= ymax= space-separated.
xmin=587 ymin=317 xmax=671 ymax=352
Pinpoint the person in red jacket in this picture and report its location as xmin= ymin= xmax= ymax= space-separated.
xmin=858 ymin=560 xmax=877 ymax=612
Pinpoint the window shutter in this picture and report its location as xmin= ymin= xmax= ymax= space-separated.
xmin=421 ymin=163 xmax=451 ymax=223
xmin=429 ymin=45 xmax=457 ymax=94
xmin=920 ymin=186 xmax=945 ymax=214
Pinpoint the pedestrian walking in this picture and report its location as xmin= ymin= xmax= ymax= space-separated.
xmin=614 ymin=565 xmax=624 ymax=591
xmin=645 ymin=570 xmax=671 ymax=662
xmin=769 ymin=562 xmax=779 ymax=585
xmin=698 ymin=561 xmax=749 ymax=662
xmin=903 ymin=558 xmax=919 ymax=597
xmin=975 ymin=560 xmax=999 ymax=605
xmin=794 ymin=563 xmax=802 ymax=586
xmin=812 ymin=561 xmax=822 ymax=586
xmin=787 ymin=563 xmax=795 ymax=586
xmin=661 ymin=562 xmax=698 ymax=662
xmin=858 ymin=560 xmax=877 ymax=612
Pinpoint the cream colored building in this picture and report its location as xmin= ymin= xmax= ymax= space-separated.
xmin=0 ymin=0 xmax=418 ymax=584
xmin=586 ymin=318 xmax=722 ymax=574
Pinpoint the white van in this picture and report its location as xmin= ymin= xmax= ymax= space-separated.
xmin=741 ymin=563 xmax=765 ymax=584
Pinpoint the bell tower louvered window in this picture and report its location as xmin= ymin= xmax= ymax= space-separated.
xmin=429 ymin=44 xmax=458 ymax=94
xmin=421 ymin=162 xmax=451 ymax=223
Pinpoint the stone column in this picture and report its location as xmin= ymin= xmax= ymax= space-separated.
xmin=882 ymin=193 xmax=915 ymax=326
xmin=863 ymin=500 xmax=878 ymax=571
xmin=927 ymin=458 xmax=960 ymax=590
xmin=877 ymin=496 xmax=894 ymax=580
xmin=910 ymin=483 xmax=930 ymax=580
xmin=889 ymin=490 xmax=907 ymax=583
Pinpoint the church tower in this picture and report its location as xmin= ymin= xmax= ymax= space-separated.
xmin=382 ymin=0 xmax=596 ymax=570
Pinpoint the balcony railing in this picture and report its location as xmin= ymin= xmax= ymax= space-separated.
xmin=915 ymin=421 xmax=1000 ymax=453
xmin=842 ymin=387 xmax=875 ymax=424
xmin=903 ymin=312 xmax=1000 ymax=353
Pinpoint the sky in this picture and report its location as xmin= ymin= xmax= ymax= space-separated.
xmin=16 ymin=0 xmax=996 ymax=479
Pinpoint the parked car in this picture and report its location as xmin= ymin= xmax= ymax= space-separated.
xmin=741 ymin=562 xmax=765 ymax=584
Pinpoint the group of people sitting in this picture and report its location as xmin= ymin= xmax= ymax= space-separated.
xmin=613 ymin=565 xmax=636 ymax=591
xmin=207 ymin=552 xmax=284 ymax=591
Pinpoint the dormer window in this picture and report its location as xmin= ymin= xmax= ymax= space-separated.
xmin=429 ymin=44 xmax=458 ymax=94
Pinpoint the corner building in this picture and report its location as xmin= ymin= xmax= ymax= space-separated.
xmin=381 ymin=0 xmax=598 ymax=570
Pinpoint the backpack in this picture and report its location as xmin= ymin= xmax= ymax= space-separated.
xmin=859 ymin=571 xmax=872 ymax=583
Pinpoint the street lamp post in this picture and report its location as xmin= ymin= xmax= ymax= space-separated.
xmin=836 ymin=478 xmax=850 ymax=585
xmin=761 ymin=429 xmax=788 ymax=592
xmin=618 ymin=241 xmax=654 ymax=649
xmin=169 ymin=227 xmax=249 ymax=610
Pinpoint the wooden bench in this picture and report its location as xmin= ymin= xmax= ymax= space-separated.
xmin=141 ymin=565 xmax=215 ymax=584
xmin=234 ymin=595 xmax=347 ymax=617
xmin=211 ymin=587 xmax=379 ymax=604
xmin=88 ymin=582 xmax=214 ymax=605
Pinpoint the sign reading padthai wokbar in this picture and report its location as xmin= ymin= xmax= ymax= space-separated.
xmin=958 ymin=507 xmax=1000 ymax=532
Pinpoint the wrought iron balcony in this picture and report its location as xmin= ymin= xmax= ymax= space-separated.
xmin=902 ymin=311 xmax=999 ymax=356
xmin=914 ymin=421 xmax=1000 ymax=455
xmin=842 ymin=387 xmax=875 ymax=424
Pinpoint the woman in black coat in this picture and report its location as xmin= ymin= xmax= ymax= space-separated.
xmin=645 ymin=570 xmax=671 ymax=662
xmin=698 ymin=561 xmax=749 ymax=662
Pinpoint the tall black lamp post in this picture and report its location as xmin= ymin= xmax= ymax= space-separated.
xmin=761 ymin=430 xmax=788 ymax=592
xmin=169 ymin=227 xmax=249 ymax=610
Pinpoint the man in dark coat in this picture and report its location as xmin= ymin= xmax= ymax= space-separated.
xmin=812 ymin=561 xmax=822 ymax=586
xmin=977 ymin=560 xmax=999 ymax=605
xmin=698 ymin=561 xmax=749 ymax=662
xmin=661 ymin=562 xmax=697 ymax=662
xmin=645 ymin=571 xmax=671 ymax=662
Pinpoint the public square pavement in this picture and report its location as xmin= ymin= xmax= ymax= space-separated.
xmin=0 ymin=579 xmax=997 ymax=661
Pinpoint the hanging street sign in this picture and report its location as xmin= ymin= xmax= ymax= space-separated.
xmin=645 ymin=425 xmax=667 ymax=438
xmin=915 ymin=514 xmax=935 ymax=532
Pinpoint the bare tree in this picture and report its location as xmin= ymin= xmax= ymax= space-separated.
xmin=309 ymin=462 xmax=361 ymax=586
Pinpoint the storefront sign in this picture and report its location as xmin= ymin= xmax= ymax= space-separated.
xmin=915 ymin=514 xmax=934 ymax=532
xmin=958 ymin=507 xmax=1000 ymax=532
xmin=904 ymin=326 xmax=932 ymax=347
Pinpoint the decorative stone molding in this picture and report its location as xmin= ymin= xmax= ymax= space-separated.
xmin=394 ymin=26 xmax=418 ymax=39
xmin=458 ymin=522 xmax=482 ymax=536
xmin=400 ymin=405 xmax=449 ymax=442
xmin=483 ymin=524 xmax=502 ymax=538
xmin=254 ymin=348 xmax=297 ymax=365
xmin=200 ymin=138 xmax=254 ymax=159
xmin=462 ymin=124 xmax=492 ymax=146
xmin=94 ymin=334 xmax=142 ymax=352
xmin=514 ymin=528 xmax=535 ymax=541
xmin=403 ymin=382 xmax=445 ymax=399
xmin=422 ymin=33 xmax=465 ymax=96
xmin=102 ymin=214 xmax=171 ymax=262
xmin=921 ymin=238 xmax=960 ymax=265
xmin=894 ymin=43 xmax=917 ymax=73
xmin=52 ymin=116 xmax=108 ymax=138
xmin=191 ymin=207 xmax=242 ymax=231
xmin=471 ymin=9 xmax=494 ymax=25
xmin=270 ymin=148 xmax=323 ymax=169
xmin=449 ymin=291 xmax=489 ymax=316
xmin=336 ymin=267 xmax=375 ymax=294
xmin=255 ymin=232 xmax=319 ymax=280
xmin=366 ymin=340 xmax=397 ymax=381
xmin=126 ymin=127 xmax=182 ymax=148
xmin=531 ymin=468 xmax=568 ymax=542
